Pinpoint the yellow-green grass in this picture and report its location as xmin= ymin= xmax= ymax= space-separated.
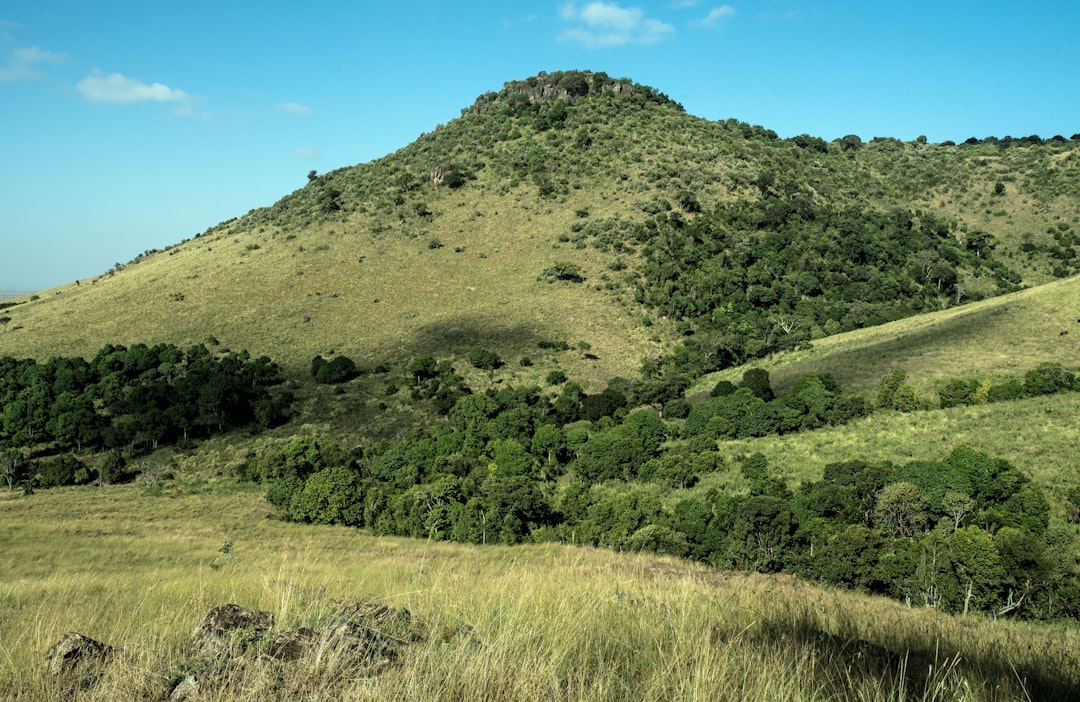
xmin=0 ymin=179 xmax=675 ymax=394
xmin=2 ymin=483 xmax=1078 ymax=701
xmin=687 ymin=392 xmax=1080 ymax=514
xmin=696 ymin=273 xmax=1080 ymax=399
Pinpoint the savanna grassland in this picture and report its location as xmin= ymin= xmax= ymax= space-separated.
xmin=2 ymin=71 xmax=1080 ymax=700
xmin=2 ymin=481 xmax=1079 ymax=701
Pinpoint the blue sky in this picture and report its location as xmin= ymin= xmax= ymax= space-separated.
xmin=2 ymin=1 xmax=1077 ymax=292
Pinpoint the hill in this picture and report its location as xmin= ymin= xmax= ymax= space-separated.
xmin=1 ymin=71 xmax=1078 ymax=399
xmin=2 ymin=70 xmax=1080 ymax=699
xmin=1 ymin=70 xmax=1079 ymax=644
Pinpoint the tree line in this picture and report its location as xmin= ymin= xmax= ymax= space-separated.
xmin=0 ymin=343 xmax=291 ymax=487
xmin=240 ymin=360 xmax=1080 ymax=621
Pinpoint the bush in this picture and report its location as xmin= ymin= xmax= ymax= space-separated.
xmin=540 ymin=262 xmax=585 ymax=283
xmin=311 ymin=355 xmax=357 ymax=384
xmin=740 ymin=368 xmax=774 ymax=401
xmin=545 ymin=370 xmax=568 ymax=385
xmin=36 ymin=453 xmax=89 ymax=488
xmin=987 ymin=379 xmax=1024 ymax=402
xmin=939 ymin=378 xmax=979 ymax=408
xmin=663 ymin=398 xmax=691 ymax=419
xmin=1023 ymin=363 xmax=1076 ymax=396
xmin=710 ymin=380 xmax=737 ymax=398
xmin=467 ymin=347 xmax=503 ymax=371
xmin=99 ymin=450 xmax=128 ymax=484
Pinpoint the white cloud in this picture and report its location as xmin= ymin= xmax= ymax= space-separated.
xmin=293 ymin=148 xmax=320 ymax=159
xmin=696 ymin=5 xmax=735 ymax=27
xmin=559 ymin=2 xmax=675 ymax=47
xmin=278 ymin=102 xmax=312 ymax=115
xmin=77 ymin=70 xmax=190 ymax=104
xmin=0 ymin=45 xmax=65 ymax=82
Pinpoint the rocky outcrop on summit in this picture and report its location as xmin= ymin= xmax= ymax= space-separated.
xmin=470 ymin=70 xmax=683 ymax=114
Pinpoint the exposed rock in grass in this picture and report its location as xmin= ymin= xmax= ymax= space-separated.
xmin=191 ymin=603 xmax=274 ymax=657
xmin=266 ymin=626 xmax=318 ymax=661
xmin=45 ymin=631 xmax=117 ymax=696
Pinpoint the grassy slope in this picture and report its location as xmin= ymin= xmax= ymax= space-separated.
xmin=698 ymin=273 xmax=1080 ymax=398
xmin=0 ymin=181 xmax=673 ymax=394
xmin=683 ymin=273 xmax=1080 ymax=512
xmin=2 ymin=482 xmax=1078 ymax=701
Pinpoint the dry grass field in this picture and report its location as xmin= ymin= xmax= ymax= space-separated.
xmin=2 ymin=481 xmax=1078 ymax=701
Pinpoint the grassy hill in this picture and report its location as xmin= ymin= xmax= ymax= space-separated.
xmin=697 ymin=272 xmax=1080 ymax=397
xmin=2 ymin=71 xmax=1080 ymax=698
xmin=2 ymin=72 xmax=1078 ymax=400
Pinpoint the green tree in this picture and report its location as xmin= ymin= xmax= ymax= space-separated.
xmin=531 ymin=423 xmax=566 ymax=467
xmin=288 ymin=465 xmax=363 ymax=525
xmin=311 ymin=355 xmax=357 ymax=384
xmin=467 ymin=347 xmax=503 ymax=371
xmin=873 ymin=482 xmax=930 ymax=538
xmin=740 ymin=368 xmax=774 ymax=401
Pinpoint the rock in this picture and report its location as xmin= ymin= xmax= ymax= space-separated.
xmin=314 ymin=600 xmax=420 ymax=665
xmin=46 ymin=631 xmax=115 ymax=678
xmin=191 ymin=604 xmax=274 ymax=656
xmin=167 ymin=674 xmax=199 ymax=702
xmin=267 ymin=627 xmax=318 ymax=661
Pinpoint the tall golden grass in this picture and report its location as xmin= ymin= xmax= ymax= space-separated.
xmin=2 ymin=482 xmax=1077 ymax=701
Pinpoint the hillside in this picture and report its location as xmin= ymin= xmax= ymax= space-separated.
xmin=3 ymin=71 xmax=1080 ymax=698
xmin=2 ymin=71 xmax=1078 ymax=398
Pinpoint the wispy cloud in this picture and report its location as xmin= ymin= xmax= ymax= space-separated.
xmin=293 ymin=148 xmax=320 ymax=159
xmin=278 ymin=102 xmax=312 ymax=115
xmin=0 ymin=19 xmax=24 ymax=42
xmin=0 ymin=45 xmax=65 ymax=82
xmin=559 ymin=2 xmax=675 ymax=47
xmin=695 ymin=5 xmax=735 ymax=27
xmin=77 ymin=70 xmax=190 ymax=104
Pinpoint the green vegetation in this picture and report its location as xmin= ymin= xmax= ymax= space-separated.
xmin=1 ymin=69 xmax=1079 ymax=697
xmin=0 ymin=344 xmax=289 ymax=476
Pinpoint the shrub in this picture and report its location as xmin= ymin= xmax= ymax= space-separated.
xmin=939 ymin=378 xmax=979 ymax=408
xmin=1022 ymin=363 xmax=1076 ymax=396
xmin=987 ymin=379 xmax=1024 ymax=402
xmin=545 ymin=370 xmax=568 ymax=385
xmin=540 ymin=262 xmax=585 ymax=283
xmin=311 ymin=355 xmax=357 ymax=384
xmin=36 ymin=453 xmax=88 ymax=488
xmin=740 ymin=368 xmax=774 ymax=401
xmin=467 ymin=347 xmax=503 ymax=371
xmin=99 ymin=450 xmax=128 ymax=484
xmin=710 ymin=380 xmax=738 ymax=397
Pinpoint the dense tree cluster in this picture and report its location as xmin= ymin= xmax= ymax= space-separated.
xmin=605 ymin=199 xmax=1022 ymax=375
xmin=0 ymin=344 xmax=290 ymax=479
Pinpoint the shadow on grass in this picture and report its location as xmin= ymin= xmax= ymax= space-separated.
xmin=791 ymin=303 xmax=1020 ymax=391
xmin=747 ymin=617 xmax=1079 ymax=701
xmin=372 ymin=315 xmax=555 ymax=363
